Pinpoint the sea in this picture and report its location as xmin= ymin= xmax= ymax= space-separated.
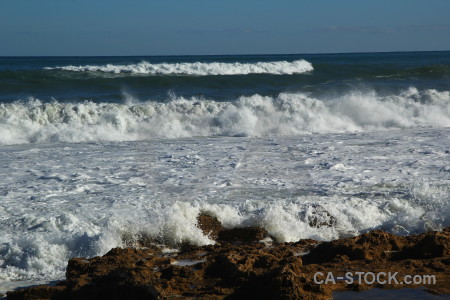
xmin=0 ymin=52 xmax=449 ymax=293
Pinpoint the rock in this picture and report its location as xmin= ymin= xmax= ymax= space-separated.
xmin=197 ymin=213 xmax=268 ymax=243
xmin=7 ymin=285 xmax=65 ymax=300
xmin=197 ymin=213 xmax=223 ymax=240
xmin=303 ymin=230 xmax=407 ymax=264
xmin=7 ymin=227 xmax=450 ymax=300
xmin=399 ymin=230 xmax=450 ymax=259
xmin=218 ymin=227 xmax=269 ymax=243
xmin=307 ymin=205 xmax=337 ymax=228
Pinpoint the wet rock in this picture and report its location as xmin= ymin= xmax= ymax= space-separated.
xmin=7 ymin=285 xmax=65 ymax=300
xmin=197 ymin=213 xmax=223 ymax=240
xmin=7 ymin=227 xmax=450 ymax=300
xmin=303 ymin=230 xmax=407 ymax=264
xmin=207 ymin=245 xmax=285 ymax=280
xmin=122 ymin=232 xmax=160 ymax=248
xmin=399 ymin=230 xmax=450 ymax=259
xmin=218 ymin=227 xmax=269 ymax=243
xmin=270 ymin=263 xmax=333 ymax=300
xmin=197 ymin=213 xmax=268 ymax=243
xmin=307 ymin=205 xmax=337 ymax=228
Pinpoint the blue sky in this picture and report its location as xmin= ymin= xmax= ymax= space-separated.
xmin=1 ymin=0 xmax=449 ymax=56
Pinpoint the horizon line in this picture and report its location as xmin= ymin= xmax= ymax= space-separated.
xmin=0 ymin=49 xmax=449 ymax=58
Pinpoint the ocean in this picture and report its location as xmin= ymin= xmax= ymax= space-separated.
xmin=0 ymin=52 xmax=449 ymax=293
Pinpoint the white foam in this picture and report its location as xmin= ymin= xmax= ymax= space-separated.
xmin=171 ymin=259 xmax=206 ymax=266
xmin=160 ymin=202 xmax=214 ymax=246
xmin=45 ymin=60 xmax=314 ymax=75
xmin=0 ymin=127 xmax=449 ymax=293
xmin=0 ymin=88 xmax=449 ymax=146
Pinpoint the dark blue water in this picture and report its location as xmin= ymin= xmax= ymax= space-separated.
xmin=1 ymin=51 xmax=449 ymax=103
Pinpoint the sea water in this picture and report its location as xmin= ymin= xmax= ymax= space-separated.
xmin=0 ymin=52 xmax=449 ymax=293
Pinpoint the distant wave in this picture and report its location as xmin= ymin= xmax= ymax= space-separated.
xmin=44 ymin=60 xmax=314 ymax=75
xmin=1 ymin=87 xmax=449 ymax=145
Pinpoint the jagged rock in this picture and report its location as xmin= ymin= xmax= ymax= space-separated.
xmin=218 ymin=227 xmax=269 ymax=243
xmin=197 ymin=213 xmax=268 ymax=243
xmin=197 ymin=213 xmax=223 ymax=240
xmin=303 ymin=230 xmax=408 ymax=263
xmin=6 ymin=285 xmax=65 ymax=300
xmin=399 ymin=230 xmax=450 ymax=259
xmin=7 ymin=225 xmax=450 ymax=300
xmin=307 ymin=205 xmax=337 ymax=228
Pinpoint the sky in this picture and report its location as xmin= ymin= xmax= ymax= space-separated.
xmin=0 ymin=0 xmax=449 ymax=56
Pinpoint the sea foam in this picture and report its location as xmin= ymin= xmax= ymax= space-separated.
xmin=44 ymin=60 xmax=314 ymax=75
xmin=0 ymin=88 xmax=449 ymax=146
xmin=1 ymin=124 xmax=449 ymax=291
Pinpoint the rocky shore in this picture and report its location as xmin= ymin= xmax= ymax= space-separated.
xmin=7 ymin=214 xmax=450 ymax=299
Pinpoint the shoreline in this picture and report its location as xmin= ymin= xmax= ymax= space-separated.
xmin=6 ymin=214 xmax=450 ymax=300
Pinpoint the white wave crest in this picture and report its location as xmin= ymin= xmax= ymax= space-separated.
xmin=0 ymin=87 xmax=449 ymax=145
xmin=1 ymin=190 xmax=448 ymax=286
xmin=1 ymin=119 xmax=449 ymax=289
xmin=44 ymin=60 xmax=314 ymax=75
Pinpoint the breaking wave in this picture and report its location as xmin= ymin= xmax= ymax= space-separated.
xmin=44 ymin=60 xmax=313 ymax=75
xmin=1 ymin=186 xmax=449 ymax=285
xmin=0 ymin=87 xmax=449 ymax=145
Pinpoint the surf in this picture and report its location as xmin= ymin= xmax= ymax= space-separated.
xmin=44 ymin=59 xmax=314 ymax=75
xmin=0 ymin=87 xmax=449 ymax=145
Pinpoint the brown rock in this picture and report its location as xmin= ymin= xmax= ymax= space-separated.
xmin=303 ymin=230 xmax=407 ymax=264
xmin=218 ymin=227 xmax=268 ymax=243
xmin=197 ymin=213 xmax=269 ymax=244
xmin=399 ymin=230 xmax=450 ymax=259
xmin=197 ymin=213 xmax=223 ymax=240
xmin=7 ymin=285 xmax=65 ymax=300
xmin=7 ymin=227 xmax=450 ymax=300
